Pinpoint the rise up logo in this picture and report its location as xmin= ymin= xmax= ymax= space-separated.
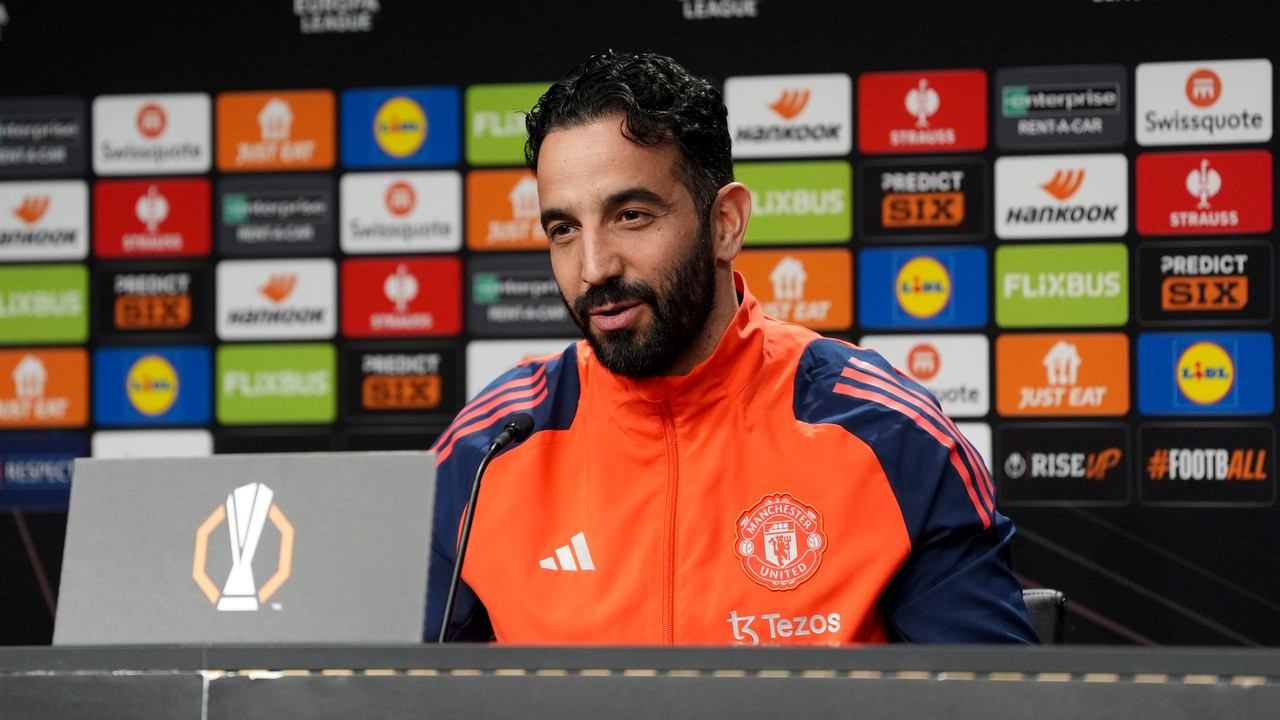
xmin=725 ymin=74 xmax=851 ymax=158
xmin=858 ymin=70 xmax=987 ymax=154
xmin=995 ymin=154 xmax=1126 ymax=239
xmin=1136 ymin=150 xmax=1271 ymax=236
xmin=1137 ymin=59 xmax=1272 ymax=146
xmin=1138 ymin=242 xmax=1269 ymax=322
xmin=997 ymin=423 xmax=1130 ymax=506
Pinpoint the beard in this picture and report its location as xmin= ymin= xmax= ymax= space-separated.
xmin=565 ymin=229 xmax=717 ymax=379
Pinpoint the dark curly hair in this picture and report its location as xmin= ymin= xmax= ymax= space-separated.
xmin=525 ymin=51 xmax=734 ymax=228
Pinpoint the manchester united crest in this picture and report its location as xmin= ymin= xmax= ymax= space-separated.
xmin=734 ymin=493 xmax=827 ymax=591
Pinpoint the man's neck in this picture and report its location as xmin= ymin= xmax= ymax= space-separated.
xmin=663 ymin=269 xmax=741 ymax=377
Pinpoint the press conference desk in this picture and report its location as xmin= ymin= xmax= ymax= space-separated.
xmin=2 ymin=645 xmax=1279 ymax=719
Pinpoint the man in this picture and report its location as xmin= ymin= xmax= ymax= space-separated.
xmin=428 ymin=51 xmax=1036 ymax=644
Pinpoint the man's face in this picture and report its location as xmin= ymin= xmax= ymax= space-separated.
xmin=536 ymin=117 xmax=716 ymax=378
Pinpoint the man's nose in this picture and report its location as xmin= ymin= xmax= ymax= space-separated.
xmin=579 ymin=228 xmax=624 ymax=286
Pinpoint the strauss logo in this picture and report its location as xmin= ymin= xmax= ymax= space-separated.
xmin=135 ymin=185 xmax=169 ymax=232
xmin=383 ymin=263 xmax=419 ymax=312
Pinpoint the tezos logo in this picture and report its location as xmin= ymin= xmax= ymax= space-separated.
xmin=895 ymin=256 xmax=951 ymax=319
xmin=734 ymin=493 xmax=827 ymax=591
xmin=1176 ymin=341 xmax=1234 ymax=405
xmin=193 ymin=483 xmax=293 ymax=612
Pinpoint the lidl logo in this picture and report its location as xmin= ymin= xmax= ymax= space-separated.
xmin=1136 ymin=59 xmax=1272 ymax=146
xmin=465 ymin=82 xmax=550 ymax=166
xmin=1136 ymin=150 xmax=1271 ymax=236
xmin=340 ymin=171 xmax=461 ymax=253
xmin=725 ymin=74 xmax=852 ymax=158
xmin=0 ymin=264 xmax=87 ymax=344
xmin=735 ymin=160 xmax=851 ymax=244
xmin=0 ymin=349 xmax=88 ymax=429
xmin=0 ymin=180 xmax=88 ymax=261
xmin=216 ymin=343 xmax=336 ymax=425
xmin=93 ymin=178 xmax=211 ymax=258
xmin=466 ymin=169 xmax=547 ymax=251
xmin=858 ymin=246 xmax=986 ymax=329
xmin=996 ymin=243 xmax=1127 ymax=328
xmin=858 ymin=70 xmax=987 ymax=154
xmin=93 ymin=347 xmax=210 ymax=426
xmin=125 ymin=355 xmax=179 ymax=417
xmin=1175 ymin=341 xmax=1234 ymax=405
xmin=216 ymin=90 xmax=335 ymax=172
xmin=92 ymin=93 xmax=211 ymax=175
xmin=341 ymin=87 xmax=460 ymax=168
xmin=995 ymin=153 xmax=1127 ymax=239
xmin=735 ymin=248 xmax=851 ymax=331
xmin=894 ymin=256 xmax=951 ymax=319
xmin=1138 ymin=332 xmax=1273 ymax=416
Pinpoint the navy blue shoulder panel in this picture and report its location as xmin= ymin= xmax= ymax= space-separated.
xmin=424 ymin=342 xmax=581 ymax=641
xmin=792 ymin=338 xmax=1036 ymax=643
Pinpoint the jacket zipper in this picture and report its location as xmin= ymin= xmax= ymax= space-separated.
xmin=659 ymin=401 xmax=678 ymax=644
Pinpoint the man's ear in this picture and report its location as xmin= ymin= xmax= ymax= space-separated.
xmin=710 ymin=182 xmax=750 ymax=263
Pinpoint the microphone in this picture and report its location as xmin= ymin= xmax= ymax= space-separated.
xmin=437 ymin=412 xmax=535 ymax=643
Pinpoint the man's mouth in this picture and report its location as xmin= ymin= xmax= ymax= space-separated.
xmin=588 ymin=301 xmax=643 ymax=332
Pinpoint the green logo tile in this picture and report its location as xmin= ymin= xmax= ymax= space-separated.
xmin=736 ymin=160 xmax=851 ymax=245
xmin=466 ymin=82 xmax=551 ymax=166
xmin=996 ymin=243 xmax=1128 ymax=327
xmin=217 ymin=343 xmax=336 ymax=425
xmin=0 ymin=264 xmax=88 ymax=344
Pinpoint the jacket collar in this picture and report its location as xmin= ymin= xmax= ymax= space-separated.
xmin=582 ymin=272 xmax=767 ymax=406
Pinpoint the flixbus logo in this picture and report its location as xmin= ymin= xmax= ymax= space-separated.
xmin=465 ymin=83 xmax=551 ymax=166
xmin=1137 ymin=59 xmax=1272 ymax=146
xmin=996 ymin=243 xmax=1127 ymax=328
xmin=735 ymin=161 xmax=851 ymax=245
xmin=726 ymin=74 xmax=851 ymax=158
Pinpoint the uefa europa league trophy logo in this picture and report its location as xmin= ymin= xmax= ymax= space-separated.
xmin=218 ymin=482 xmax=275 ymax=611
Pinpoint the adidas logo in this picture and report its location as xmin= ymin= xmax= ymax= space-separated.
xmin=539 ymin=531 xmax=595 ymax=571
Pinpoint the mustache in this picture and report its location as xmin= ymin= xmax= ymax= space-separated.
xmin=573 ymin=278 xmax=659 ymax=319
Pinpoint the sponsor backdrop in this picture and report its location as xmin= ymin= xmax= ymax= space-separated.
xmin=0 ymin=0 xmax=1276 ymax=646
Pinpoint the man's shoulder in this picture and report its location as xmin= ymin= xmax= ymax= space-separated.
xmin=433 ymin=342 xmax=582 ymax=468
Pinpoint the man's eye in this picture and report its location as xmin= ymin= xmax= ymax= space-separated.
xmin=620 ymin=210 xmax=646 ymax=222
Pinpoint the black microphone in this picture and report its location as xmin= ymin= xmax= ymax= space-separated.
xmin=437 ymin=412 xmax=535 ymax=643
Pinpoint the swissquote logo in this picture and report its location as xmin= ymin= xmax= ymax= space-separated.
xmin=995 ymin=154 xmax=1127 ymax=239
xmin=734 ymin=493 xmax=827 ymax=591
xmin=216 ymin=259 xmax=336 ymax=340
xmin=340 ymin=171 xmax=461 ymax=253
xmin=1136 ymin=59 xmax=1272 ymax=146
xmin=539 ymin=532 xmax=595 ymax=571
xmin=858 ymin=69 xmax=987 ymax=154
xmin=859 ymin=334 xmax=989 ymax=417
xmin=93 ymin=178 xmax=211 ymax=258
xmin=92 ymin=93 xmax=211 ymax=175
xmin=725 ymin=74 xmax=851 ymax=158
xmin=0 ymin=180 xmax=87 ymax=261
xmin=1136 ymin=150 xmax=1271 ymax=236
xmin=193 ymin=482 xmax=294 ymax=612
